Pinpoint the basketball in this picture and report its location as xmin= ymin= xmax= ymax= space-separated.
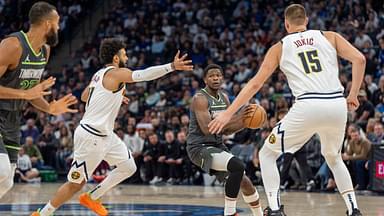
xmin=243 ymin=104 xmax=267 ymax=129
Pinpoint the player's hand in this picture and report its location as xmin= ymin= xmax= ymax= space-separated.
xmin=166 ymin=158 xmax=175 ymax=164
xmin=49 ymin=94 xmax=78 ymax=116
xmin=240 ymin=104 xmax=256 ymax=118
xmin=172 ymin=50 xmax=194 ymax=71
xmin=158 ymin=156 xmax=166 ymax=162
xmin=122 ymin=96 xmax=130 ymax=105
xmin=346 ymin=94 xmax=359 ymax=111
xmin=208 ymin=111 xmax=232 ymax=134
xmin=342 ymin=153 xmax=350 ymax=161
xmin=24 ymin=77 xmax=56 ymax=100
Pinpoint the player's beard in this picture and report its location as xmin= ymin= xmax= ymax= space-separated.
xmin=45 ymin=28 xmax=59 ymax=47
xmin=118 ymin=59 xmax=126 ymax=68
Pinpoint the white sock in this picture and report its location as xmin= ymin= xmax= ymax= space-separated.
xmin=224 ymin=196 xmax=237 ymax=215
xmin=39 ymin=201 xmax=56 ymax=216
xmin=242 ymin=191 xmax=263 ymax=216
xmin=260 ymin=147 xmax=281 ymax=211
xmin=342 ymin=190 xmax=358 ymax=215
xmin=324 ymin=153 xmax=358 ymax=214
xmin=89 ymin=159 xmax=136 ymax=200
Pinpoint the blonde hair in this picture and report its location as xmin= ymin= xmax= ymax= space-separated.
xmin=284 ymin=4 xmax=306 ymax=25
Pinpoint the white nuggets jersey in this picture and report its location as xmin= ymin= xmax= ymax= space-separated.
xmin=80 ymin=66 xmax=124 ymax=136
xmin=280 ymin=30 xmax=344 ymax=98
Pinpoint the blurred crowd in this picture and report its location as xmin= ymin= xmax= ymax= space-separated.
xmin=3 ymin=0 xmax=384 ymax=191
xmin=0 ymin=0 xmax=95 ymax=49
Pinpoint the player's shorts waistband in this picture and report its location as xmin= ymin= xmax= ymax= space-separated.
xmin=80 ymin=124 xmax=107 ymax=137
xmin=296 ymin=91 xmax=344 ymax=101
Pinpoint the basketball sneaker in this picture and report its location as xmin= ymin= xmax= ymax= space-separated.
xmin=30 ymin=209 xmax=41 ymax=216
xmin=79 ymin=192 xmax=108 ymax=216
xmin=263 ymin=205 xmax=287 ymax=216
xmin=347 ymin=208 xmax=362 ymax=216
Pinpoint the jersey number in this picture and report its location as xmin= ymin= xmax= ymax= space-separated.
xmin=86 ymin=87 xmax=95 ymax=107
xmin=298 ymin=50 xmax=322 ymax=74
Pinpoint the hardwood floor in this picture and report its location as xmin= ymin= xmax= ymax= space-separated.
xmin=0 ymin=183 xmax=382 ymax=215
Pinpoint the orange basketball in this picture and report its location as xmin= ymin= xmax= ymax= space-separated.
xmin=243 ymin=104 xmax=267 ymax=129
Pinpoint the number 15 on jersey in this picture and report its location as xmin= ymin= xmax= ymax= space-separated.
xmin=298 ymin=50 xmax=322 ymax=74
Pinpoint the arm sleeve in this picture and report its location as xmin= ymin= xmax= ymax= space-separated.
xmin=131 ymin=63 xmax=174 ymax=82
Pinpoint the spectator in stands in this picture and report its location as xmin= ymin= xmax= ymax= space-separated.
xmin=55 ymin=124 xmax=73 ymax=171
xmin=123 ymin=124 xmax=144 ymax=183
xmin=164 ymin=130 xmax=180 ymax=184
xmin=378 ymin=36 xmax=384 ymax=73
xmin=23 ymin=136 xmax=44 ymax=169
xmin=343 ymin=124 xmax=372 ymax=190
xmin=21 ymin=119 xmax=40 ymax=143
xmin=15 ymin=146 xmax=40 ymax=183
xmin=372 ymin=76 xmax=384 ymax=105
xmin=355 ymin=90 xmax=375 ymax=129
xmin=365 ymin=118 xmax=377 ymax=140
xmin=37 ymin=123 xmax=60 ymax=168
xmin=368 ymin=122 xmax=384 ymax=144
xmin=142 ymin=133 xmax=162 ymax=184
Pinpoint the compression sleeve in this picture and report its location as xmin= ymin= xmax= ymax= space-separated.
xmin=131 ymin=63 xmax=174 ymax=82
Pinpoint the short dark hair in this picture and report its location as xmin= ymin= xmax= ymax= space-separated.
xmin=203 ymin=64 xmax=223 ymax=78
xmin=99 ymin=38 xmax=126 ymax=64
xmin=29 ymin=1 xmax=57 ymax=25
xmin=284 ymin=4 xmax=306 ymax=25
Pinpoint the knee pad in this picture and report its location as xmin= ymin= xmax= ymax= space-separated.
xmin=116 ymin=159 xmax=137 ymax=177
xmin=227 ymin=157 xmax=245 ymax=173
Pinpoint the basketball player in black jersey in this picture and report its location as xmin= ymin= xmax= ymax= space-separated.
xmin=187 ymin=64 xmax=263 ymax=216
xmin=0 ymin=2 xmax=77 ymax=198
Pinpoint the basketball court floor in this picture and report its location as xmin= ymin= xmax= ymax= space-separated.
xmin=0 ymin=183 xmax=382 ymax=215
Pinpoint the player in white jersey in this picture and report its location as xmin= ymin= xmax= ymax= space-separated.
xmin=32 ymin=38 xmax=193 ymax=216
xmin=209 ymin=4 xmax=364 ymax=216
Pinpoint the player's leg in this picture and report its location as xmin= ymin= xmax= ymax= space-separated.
xmin=33 ymin=127 xmax=105 ymax=216
xmin=260 ymin=102 xmax=314 ymax=215
xmin=0 ymin=112 xmax=22 ymax=199
xmin=210 ymin=148 xmax=244 ymax=216
xmin=259 ymin=145 xmax=283 ymax=214
xmin=240 ymin=175 xmax=263 ymax=216
xmin=318 ymin=129 xmax=362 ymax=216
xmin=0 ymin=152 xmax=14 ymax=199
xmin=86 ymin=134 xmax=136 ymax=200
xmin=25 ymin=168 xmax=39 ymax=179
xmin=78 ymin=133 xmax=136 ymax=216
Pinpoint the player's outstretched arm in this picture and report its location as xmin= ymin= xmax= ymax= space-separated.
xmin=208 ymin=42 xmax=281 ymax=134
xmin=112 ymin=50 xmax=193 ymax=83
xmin=324 ymin=31 xmax=366 ymax=111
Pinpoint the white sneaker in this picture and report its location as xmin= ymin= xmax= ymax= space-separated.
xmin=150 ymin=176 xmax=159 ymax=185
